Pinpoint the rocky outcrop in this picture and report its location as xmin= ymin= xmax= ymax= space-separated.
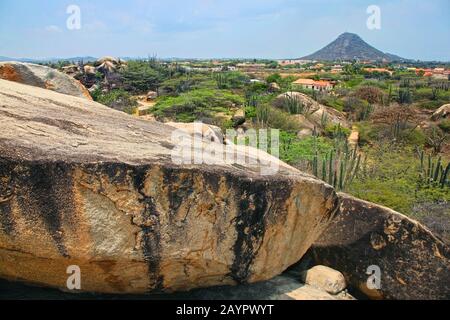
xmin=165 ymin=122 xmax=224 ymax=144
xmin=308 ymin=193 xmax=450 ymax=300
xmin=95 ymin=56 xmax=127 ymax=74
xmin=431 ymin=104 xmax=450 ymax=120
xmin=275 ymin=92 xmax=348 ymax=131
xmin=0 ymin=79 xmax=339 ymax=294
xmin=0 ymin=62 xmax=92 ymax=100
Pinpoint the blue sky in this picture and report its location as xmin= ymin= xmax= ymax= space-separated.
xmin=0 ymin=0 xmax=449 ymax=60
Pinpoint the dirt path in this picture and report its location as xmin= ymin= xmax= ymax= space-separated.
xmin=133 ymin=95 xmax=156 ymax=117
xmin=348 ymin=126 xmax=359 ymax=147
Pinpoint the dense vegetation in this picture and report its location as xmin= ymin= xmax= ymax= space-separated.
xmin=59 ymin=57 xmax=449 ymax=241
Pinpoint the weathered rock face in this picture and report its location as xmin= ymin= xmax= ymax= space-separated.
xmin=275 ymin=92 xmax=348 ymax=129
xmin=0 ymin=62 xmax=92 ymax=100
xmin=165 ymin=122 xmax=224 ymax=144
xmin=431 ymin=104 xmax=450 ymax=120
xmin=308 ymin=193 xmax=450 ymax=300
xmin=95 ymin=56 xmax=127 ymax=74
xmin=0 ymin=79 xmax=339 ymax=294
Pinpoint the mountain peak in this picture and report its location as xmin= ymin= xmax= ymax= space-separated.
xmin=338 ymin=32 xmax=360 ymax=38
xmin=301 ymin=33 xmax=405 ymax=62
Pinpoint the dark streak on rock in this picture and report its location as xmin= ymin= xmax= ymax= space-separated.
xmin=132 ymin=165 xmax=164 ymax=291
xmin=202 ymin=171 xmax=220 ymax=194
xmin=0 ymin=159 xmax=15 ymax=235
xmin=0 ymin=110 xmax=88 ymax=136
xmin=162 ymin=167 xmax=194 ymax=215
xmin=228 ymin=175 xmax=293 ymax=284
xmin=159 ymin=141 xmax=175 ymax=150
xmin=102 ymin=163 xmax=128 ymax=185
xmin=14 ymin=162 xmax=75 ymax=258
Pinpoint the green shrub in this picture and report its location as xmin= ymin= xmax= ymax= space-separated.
xmin=401 ymin=128 xmax=427 ymax=146
xmin=324 ymin=124 xmax=351 ymax=139
xmin=244 ymin=106 xmax=257 ymax=119
xmin=348 ymin=146 xmax=450 ymax=214
xmin=92 ymin=89 xmax=137 ymax=114
xmin=438 ymin=120 xmax=450 ymax=133
xmin=279 ymin=131 xmax=334 ymax=164
xmin=214 ymin=71 xmax=249 ymax=89
xmin=266 ymin=73 xmax=282 ymax=84
xmin=319 ymin=95 xmax=344 ymax=112
xmin=152 ymin=88 xmax=244 ymax=122
xmin=265 ymin=107 xmax=300 ymax=132
xmin=357 ymin=122 xmax=380 ymax=145
xmin=120 ymin=60 xmax=164 ymax=93
xmin=419 ymin=100 xmax=447 ymax=110
xmin=159 ymin=74 xmax=211 ymax=95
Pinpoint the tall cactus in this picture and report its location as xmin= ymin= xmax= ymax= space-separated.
xmin=311 ymin=145 xmax=362 ymax=191
xmin=418 ymin=149 xmax=449 ymax=188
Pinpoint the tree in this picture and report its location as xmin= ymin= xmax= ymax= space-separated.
xmin=120 ymin=60 xmax=164 ymax=93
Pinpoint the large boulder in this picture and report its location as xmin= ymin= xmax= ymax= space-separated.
xmin=165 ymin=122 xmax=224 ymax=144
xmin=275 ymin=92 xmax=348 ymax=129
xmin=0 ymin=79 xmax=339 ymax=294
xmin=308 ymin=193 xmax=450 ymax=300
xmin=0 ymin=62 xmax=92 ymax=100
xmin=95 ymin=56 xmax=127 ymax=74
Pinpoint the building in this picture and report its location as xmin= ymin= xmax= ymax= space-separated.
xmin=331 ymin=65 xmax=343 ymax=73
xmin=414 ymin=68 xmax=448 ymax=78
xmin=292 ymin=78 xmax=334 ymax=92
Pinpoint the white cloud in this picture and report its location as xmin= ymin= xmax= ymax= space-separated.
xmin=45 ymin=25 xmax=62 ymax=33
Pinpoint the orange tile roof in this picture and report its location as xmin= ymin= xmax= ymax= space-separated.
xmin=293 ymin=78 xmax=315 ymax=85
xmin=293 ymin=78 xmax=332 ymax=87
xmin=314 ymin=80 xmax=332 ymax=87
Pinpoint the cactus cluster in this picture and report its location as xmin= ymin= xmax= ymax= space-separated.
xmin=311 ymin=130 xmax=362 ymax=191
xmin=391 ymin=113 xmax=411 ymax=139
xmin=357 ymin=103 xmax=374 ymax=121
xmin=283 ymin=95 xmax=312 ymax=115
xmin=418 ymin=150 xmax=449 ymax=188
xmin=256 ymin=104 xmax=270 ymax=127
xmin=214 ymin=73 xmax=227 ymax=89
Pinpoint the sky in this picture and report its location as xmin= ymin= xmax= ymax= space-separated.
xmin=0 ymin=0 xmax=449 ymax=61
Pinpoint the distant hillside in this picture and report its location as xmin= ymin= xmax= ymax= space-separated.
xmin=0 ymin=56 xmax=97 ymax=63
xmin=301 ymin=33 xmax=408 ymax=62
